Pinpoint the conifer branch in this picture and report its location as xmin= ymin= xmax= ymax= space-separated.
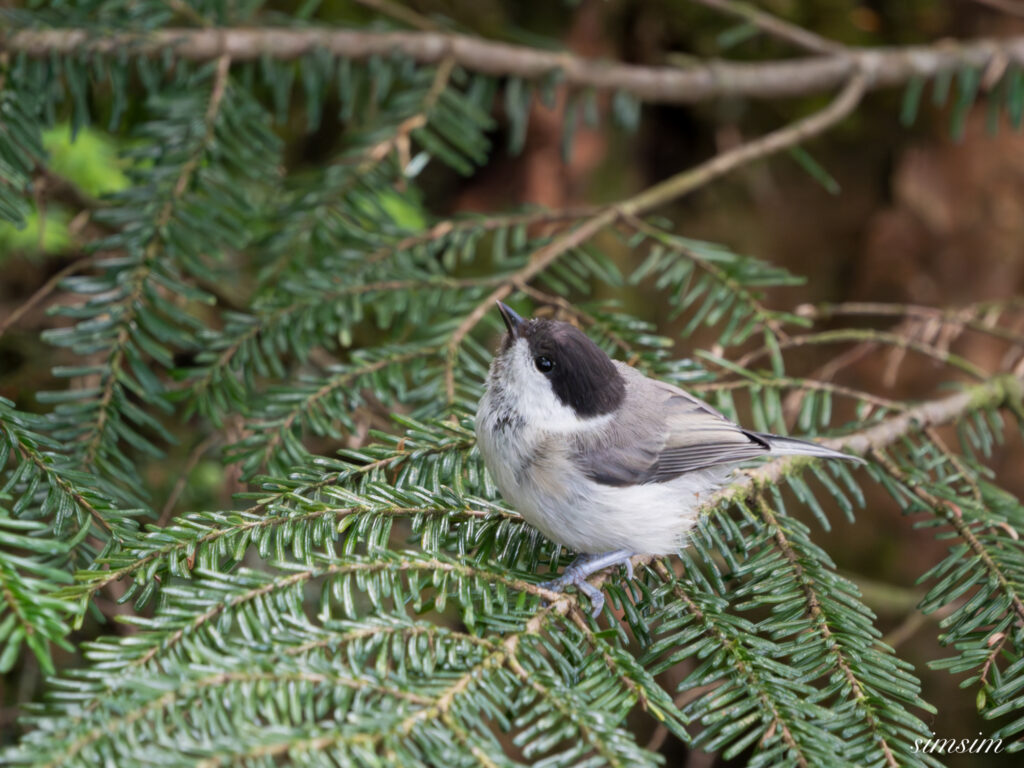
xmin=722 ymin=373 xmax=1021 ymax=498
xmin=130 ymin=558 xmax=551 ymax=666
xmin=251 ymin=346 xmax=440 ymax=472
xmin=801 ymin=299 xmax=1024 ymax=347
xmin=71 ymin=441 xmax=486 ymax=600
xmin=755 ymin=495 xmax=900 ymax=768
xmin=13 ymin=441 xmax=112 ymax=534
xmin=624 ymin=214 xmax=793 ymax=339
xmin=365 ymin=208 xmax=596 ymax=264
xmin=255 ymin=56 xmax=455 ymax=285
xmin=690 ymin=371 xmax=905 ymax=413
xmin=5 ymin=27 xmax=1022 ymax=103
xmin=81 ymin=55 xmax=232 ymax=469
xmin=652 ymin=560 xmax=811 ymax=767
xmin=869 ymin=450 xmax=1024 ymax=628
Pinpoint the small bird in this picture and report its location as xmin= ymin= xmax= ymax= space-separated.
xmin=475 ymin=302 xmax=863 ymax=616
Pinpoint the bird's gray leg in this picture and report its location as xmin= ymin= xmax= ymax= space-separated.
xmin=539 ymin=549 xmax=636 ymax=617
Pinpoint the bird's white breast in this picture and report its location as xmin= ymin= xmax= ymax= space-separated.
xmin=475 ymin=348 xmax=726 ymax=555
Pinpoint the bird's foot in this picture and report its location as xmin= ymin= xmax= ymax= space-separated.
xmin=539 ymin=549 xmax=636 ymax=618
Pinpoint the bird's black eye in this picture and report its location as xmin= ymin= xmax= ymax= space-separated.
xmin=534 ymin=355 xmax=554 ymax=374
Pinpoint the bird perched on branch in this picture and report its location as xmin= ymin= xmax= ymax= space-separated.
xmin=475 ymin=302 xmax=863 ymax=616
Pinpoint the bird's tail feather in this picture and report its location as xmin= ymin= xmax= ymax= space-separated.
xmin=754 ymin=432 xmax=866 ymax=464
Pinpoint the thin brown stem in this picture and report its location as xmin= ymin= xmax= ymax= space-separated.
xmin=354 ymin=0 xmax=441 ymax=31
xmin=156 ymin=434 xmax=222 ymax=526
xmin=804 ymin=300 xmax=1024 ymax=347
xmin=688 ymin=0 xmax=846 ymax=55
xmin=444 ymin=71 xmax=868 ymax=402
xmin=0 ymin=253 xmax=96 ymax=341
xmin=735 ymin=328 xmax=989 ymax=380
xmin=690 ymin=372 xmax=905 ymax=413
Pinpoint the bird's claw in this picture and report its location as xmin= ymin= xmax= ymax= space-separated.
xmin=540 ymin=571 xmax=607 ymax=617
xmin=538 ymin=550 xmax=636 ymax=618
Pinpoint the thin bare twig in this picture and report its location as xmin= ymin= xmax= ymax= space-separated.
xmin=883 ymin=602 xmax=956 ymax=649
xmin=970 ymin=0 xmax=1024 ymax=18
xmin=688 ymin=0 xmax=846 ymax=55
xmin=156 ymin=434 xmax=222 ymax=526
xmin=443 ymin=71 xmax=868 ymax=401
xmin=734 ymin=328 xmax=989 ymax=380
xmin=802 ymin=300 xmax=1024 ymax=347
xmin=690 ymin=371 xmax=905 ymax=413
xmin=0 ymin=253 xmax=97 ymax=341
xmin=353 ymin=0 xmax=441 ymax=31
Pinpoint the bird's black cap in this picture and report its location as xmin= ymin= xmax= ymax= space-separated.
xmin=496 ymin=304 xmax=626 ymax=418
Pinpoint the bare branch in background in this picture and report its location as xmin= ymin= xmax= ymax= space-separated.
xmin=443 ymin=71 xmax=868 ymax=400
xmin=5 ymin=27 xmax=1024 ymax=104
xmin=970 ymin=0 xmax=1024 ymax=19
xmin=688 ymin=0 xmax=846 ymax=55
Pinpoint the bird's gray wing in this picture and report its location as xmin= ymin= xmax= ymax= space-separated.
xmin=576 ymin=378 xmax=769 ymax=486
xmin=650 ymin=381 xmax=770 ymax=481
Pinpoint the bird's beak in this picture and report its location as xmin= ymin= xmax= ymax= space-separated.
xmin=496 ymin=301 xmax=525 ymax=337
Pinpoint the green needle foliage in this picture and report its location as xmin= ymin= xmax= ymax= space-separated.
xmin=2 ymin=2 xmax=1024 ymax=766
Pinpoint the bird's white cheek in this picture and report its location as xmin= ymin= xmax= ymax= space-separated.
xmin=503 ymin=338 xmax=609 ymax=433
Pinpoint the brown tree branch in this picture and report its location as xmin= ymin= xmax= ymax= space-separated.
xmin=4 ymin=27 xmax=1023 ymax=104
xmin=443 ymin=71 xmax=868 ymax=400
